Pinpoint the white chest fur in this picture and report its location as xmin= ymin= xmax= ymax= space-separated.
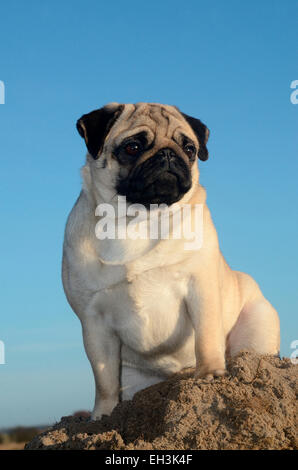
xmin=91 ymin=262 xmax=195 ymax=374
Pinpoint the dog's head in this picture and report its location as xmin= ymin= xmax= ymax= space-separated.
xmin=77 ymin=103 xmax=209 ymax=207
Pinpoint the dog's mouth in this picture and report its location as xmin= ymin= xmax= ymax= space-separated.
xmin=116 ymin=153 xmax=192 ymax=207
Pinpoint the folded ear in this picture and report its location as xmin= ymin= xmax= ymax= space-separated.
xmin=181 ymin=112 xmax=210 ymax=161
xmin=76 ymin=103 xmax=124 ymax=159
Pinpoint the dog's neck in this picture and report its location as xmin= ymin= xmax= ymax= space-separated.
xmin=80 ymin=159 xmax=207 ymax=266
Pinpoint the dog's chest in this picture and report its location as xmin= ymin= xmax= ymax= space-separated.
xmin=99 ymin=266 xmax=192 ymax=356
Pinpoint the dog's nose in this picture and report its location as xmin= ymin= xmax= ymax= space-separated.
xmin=156 ymin=148 xmax=177 ymax=168
xmin=156 ymin=148 xmax=177 ymax=160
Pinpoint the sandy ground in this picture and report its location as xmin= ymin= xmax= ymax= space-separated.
xmin=25 ymin=351 xmax=297 ymax=450
xmin=0 ymin=442 xmax=25 ymax=450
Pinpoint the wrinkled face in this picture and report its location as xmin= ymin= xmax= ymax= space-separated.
xmin=77 ymin=103 xmax=209 ymax=207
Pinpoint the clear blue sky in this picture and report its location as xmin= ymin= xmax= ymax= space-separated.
xmin=0 ymin=0 xmax=297 ymax=429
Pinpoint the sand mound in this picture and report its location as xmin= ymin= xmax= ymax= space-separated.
xmin=25 ymin=351 xmax=297 ymax=450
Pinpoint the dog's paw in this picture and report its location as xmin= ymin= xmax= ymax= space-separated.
xmin=91 ymin=409 xmax=113 ymax=421
xmin=91 ymin=413 xmax=102 ymax=421
xmin=91 ymin=397 xmax=118 ymax=421
xmin=195 ymin=368 xmax=227 ymax=380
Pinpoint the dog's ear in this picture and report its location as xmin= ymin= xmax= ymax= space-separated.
xmin=181 ymin=112 xmax=210 ymax=161
xmin=76 ymin=103 xmax=124 ymax=159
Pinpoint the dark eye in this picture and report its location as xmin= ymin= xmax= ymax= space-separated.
xmin=125 ymin=142 xmax=140 ymax=156
xmin=184 ymin=143 xmax=196 ymax=159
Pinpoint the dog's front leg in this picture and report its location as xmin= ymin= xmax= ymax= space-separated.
xmin=81 ymin=313 xmax=121 ymax=421
xmin=186 ymin=274 xmax=226 ymax=379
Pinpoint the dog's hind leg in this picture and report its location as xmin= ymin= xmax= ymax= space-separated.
xmin=226 ymin=298 xmax=280 ymax=357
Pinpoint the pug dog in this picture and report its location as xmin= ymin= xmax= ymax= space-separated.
xmin=62 ymin=102 xmax=280 ymax=420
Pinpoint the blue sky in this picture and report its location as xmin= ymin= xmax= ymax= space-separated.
xmin=0 ymin=0 xmax=297 ymax=428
